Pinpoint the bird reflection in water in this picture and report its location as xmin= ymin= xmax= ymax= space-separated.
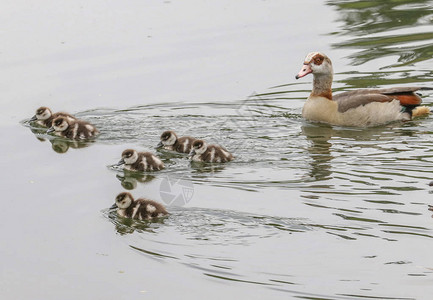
xmin=27 ymin=122 xmax=95 ymax=153
xmin=301 ymin=123 xmax=334 ymax=182
xmin=115 ymin=171 xmax=156 ymax=190
xmin=104 ymin=206 xmax=165 ymax=235
xmin=190 ymin=161 xmax=227 ymax=174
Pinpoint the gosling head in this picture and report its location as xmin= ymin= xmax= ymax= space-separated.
xmin=189 ymin=139 xmax=207 ymax=157
xmin=117 ymin=149 xmax=139 ymax=166
xmin=31 ymin=106 xmax=52 ymax=121
xmin=47 ymin=116 xmax=69 ymax=133
xmin=113 ymin=192 xmax=134 ymax=209
xmin=157 ymin=130 xmax=177 ymax=148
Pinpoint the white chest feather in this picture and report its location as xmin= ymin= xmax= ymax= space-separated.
xmin=302 ymin=97 xmax=406 ymax=127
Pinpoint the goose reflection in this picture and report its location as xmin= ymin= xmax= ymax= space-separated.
xmin=301 ymin=122 xmax=417 ymax=182
xmin=301 ymin=123 xmax=334 ymax=182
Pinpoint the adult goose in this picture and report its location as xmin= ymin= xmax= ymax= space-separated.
xmin=295 ymin=52 xmax=430 ymax=127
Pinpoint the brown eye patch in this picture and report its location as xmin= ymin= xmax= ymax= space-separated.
xmin=313 ymin=55 xmax=324 ymax=65
xmin=37 ymin=109 xmax=44 ymax=114
xmin=55 ymin=120 xmax=62 ymax=125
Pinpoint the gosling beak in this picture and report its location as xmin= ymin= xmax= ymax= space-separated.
xmin=116 ymin=158 xmax=125 ymax=166
xmin=30 ymin=115 xmax=37 ymax=122
xmin=46 ymin=127 xmax=55 ymax=133
xmin=188 ymin=149 xmax=196 ymax=158
xmin=156 ymin=141 xmax=163 ymax=149
xmin=295 ymin=63 xmax=313 ymax=80
xmin=110 ymin=203 xmax=118 ymax=210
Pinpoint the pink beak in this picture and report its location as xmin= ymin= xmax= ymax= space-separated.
xmin=295 ymin=64 xmax=312 ymax=79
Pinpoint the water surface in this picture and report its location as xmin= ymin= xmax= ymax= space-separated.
xmin=2 ymin=0 xmax=433 ymax=299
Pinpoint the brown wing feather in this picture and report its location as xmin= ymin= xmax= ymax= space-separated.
xmin=336 ymin=94 xmax=392 ymax=113
xmin=334 ymin=87 xmax=425 ymax=113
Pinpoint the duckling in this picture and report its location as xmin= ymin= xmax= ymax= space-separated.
xmin=30 ymin=106 xmax=75 ymax=127
xmin=47 ymin=116 xmax=99 ymax=139
xmin=111 ymin=192 xmax=168 ymax=220
xmin=156 ymin=130 xmax=196 ymax=153
xmin=117 ymin=149 xmax=164 ymax=171
xmin=189 ymin=139 xmax=233 ymax=163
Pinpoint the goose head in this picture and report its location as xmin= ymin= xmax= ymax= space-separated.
xmin=295 ymin=52 xmax=333 ymax=79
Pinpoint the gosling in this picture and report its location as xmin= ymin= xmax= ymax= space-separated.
xmin=157 ymin=130 xmax=196 ymax=154
xmin=189 ymin=139 xmax=233 ymax=163
xmin=30 ymin=106 xmax=75 ymax=127
xmin=117 ymin=149 xmax=164 ymax=171
xmin=111 ymin=192 xmax=168 ymax=220
xmin=47 ymin=116 xmax=99 ymax=139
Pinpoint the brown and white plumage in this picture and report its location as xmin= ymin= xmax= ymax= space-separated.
xmin=189 ymin=139 xmax=233 ymax=163
xmin=157 ymin=130 xmax=196 ymax=154
xmin=30 ymin=106 xmax=75 ymax=127
xmin=111 ymin=192 xmax=168 ymax=220
xmin=117 ymin=149 xmax=164 ymax=172
xmin=295 ymin=52 xmax=430 ymax=127
xmin=47 ymin=116 xmax=99 ymax=139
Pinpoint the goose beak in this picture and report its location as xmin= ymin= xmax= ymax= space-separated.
xmin=116 ymin=158 xmax=125 ymax=166
xmin=46 ymin=127 xmax=55 ymax=133
xmin=110 ymin=203 xmax=118 ymax=210
xmin=156 ymin=141 xmax=163 ymax=149
xmin=30 ymin=115 xmax=37 ymax=122
xmin=295 ymin=63 xmax=312 ymax=79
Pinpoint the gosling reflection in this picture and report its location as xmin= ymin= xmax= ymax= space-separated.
xmin=115 ymin=171 xmax=156 ymax=190
xmin=25 ymin=121 xmax=96 ymax=153
xmin=190 ymin=161 xmax=227 ymax=174
xmin=105 ymin=209 xmax=165 ymax=235
xmin=50 ymin=138 xmax=94 ymax=153
xmin=28 ymin=129 xmax=95 ymax=153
